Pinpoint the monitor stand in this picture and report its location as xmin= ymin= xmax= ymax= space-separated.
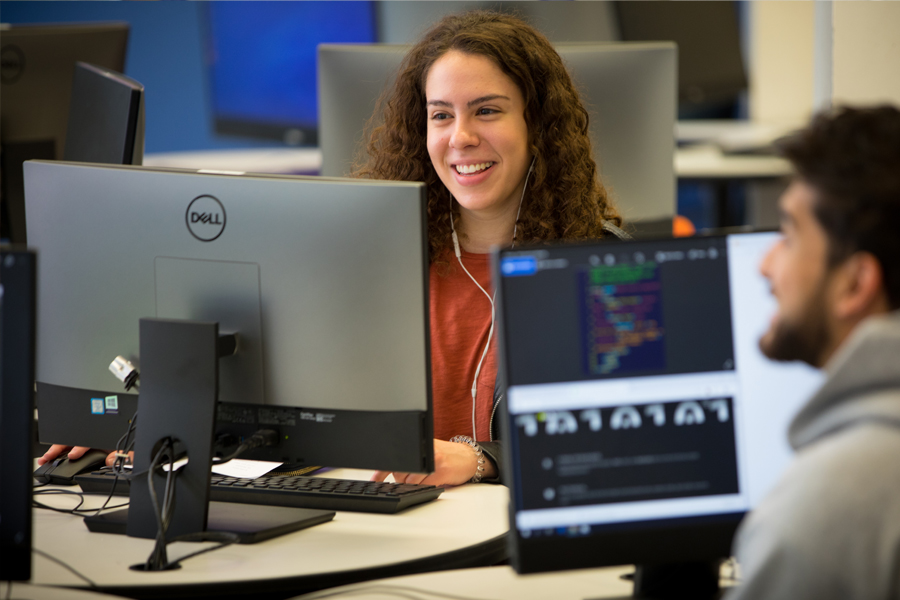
xmin=632 ymin=560 xmax=722 ymax=599
xmin=83 ymin=318 xmax=333 ymax=568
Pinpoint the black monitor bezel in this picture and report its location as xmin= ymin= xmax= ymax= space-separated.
xmin=0 ymin=248 xmax=37 ymax=582
xmin=63 ymin=61 xmax=145 ymax=166
xmin=0 ymin=22 xmax=130 ymax=245
xmin=493 ymin=233 xmax=745 ymax=573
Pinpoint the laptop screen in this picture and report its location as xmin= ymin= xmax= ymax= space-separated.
xmin=495 ymin=231 xmax=822 ymax=572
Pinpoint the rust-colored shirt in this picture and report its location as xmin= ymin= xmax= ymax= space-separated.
xmin=429 ymin=251 xmax=496 ymax=442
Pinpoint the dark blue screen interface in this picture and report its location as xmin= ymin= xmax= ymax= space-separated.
xmin=207 ymin=2 xmax=377 ymax=130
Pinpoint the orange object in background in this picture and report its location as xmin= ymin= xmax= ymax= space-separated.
xmin=673 ymin=215 xmax=696 ymax=237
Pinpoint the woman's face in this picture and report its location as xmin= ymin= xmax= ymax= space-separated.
xmin=425 ymin=50 xmax=531 ymax=221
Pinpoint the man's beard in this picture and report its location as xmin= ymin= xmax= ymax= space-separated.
xmin=759 ymin=285 xmax=832 ymax=368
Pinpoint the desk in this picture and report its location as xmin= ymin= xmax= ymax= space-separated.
xmin=293 ymin=565 xmax=635 ymax=600
xmin=291 ymin=563 xmax=739 ymax=600
xmin=4 ymin=583 xmax=131 ymax=600
xmin=675 ymin=145 xmax=790 ymax=230
xmin=29 ymin=469 xmax=509 ymax=600
xmin=675 ymin=120 xmax=796 ymax=230
xmin=143 ymin=148 xmax=322 ymax=175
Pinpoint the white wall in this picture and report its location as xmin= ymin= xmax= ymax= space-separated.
xmin=748 ymin=1 xmax=815 ymax=123
xmin=832 ymin=1 xmax=900 ymax=107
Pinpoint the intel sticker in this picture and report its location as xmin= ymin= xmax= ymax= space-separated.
xmin=501 ymin=256 xmax=538 ymax=277
xmin=105 ymin=395 xmax=119 ymax=415
xmin=91 ymin=398 xmax=105 ymax=415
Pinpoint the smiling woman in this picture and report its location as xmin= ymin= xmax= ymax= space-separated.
xmin=426 ymin=51 xmax=532 ymax=252
xmin=355 ymin=10 xmax=627 ymax=488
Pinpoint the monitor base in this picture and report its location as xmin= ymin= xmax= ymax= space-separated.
xmin=85 ymin=500 xmax=334 ymax=545
xmin=633 ymin=560 xmax=722 ymax=599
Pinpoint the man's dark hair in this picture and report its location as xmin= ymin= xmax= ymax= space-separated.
xmin=779 ymin=104 xmax=900 ymax=309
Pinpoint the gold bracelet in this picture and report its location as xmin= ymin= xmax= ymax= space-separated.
xmin=449 ymin=435 xmax=485 ymax=483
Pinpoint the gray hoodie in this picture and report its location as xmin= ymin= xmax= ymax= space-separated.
xmin=728 ymin=310 xmax=900 ymax=600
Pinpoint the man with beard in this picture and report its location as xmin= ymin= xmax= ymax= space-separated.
xmin=727 ymin=105 xmax=900 ymax=599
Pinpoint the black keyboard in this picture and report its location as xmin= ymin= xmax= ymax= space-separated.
xmin=75 ymin=468 xmax=443 ymax=514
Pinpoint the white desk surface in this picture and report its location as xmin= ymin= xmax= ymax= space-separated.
xmin=675 ymin=144 xmax=791 ymax=180
xmin=143 ymin=147 xmax=322 ymax=174
xmin=30 ymin=469 xmax=509 ymax=597
xmin=4 ymin=582 xmax=131 ymax=600
xmin=292 ymin=565 xmax=637 ymax=600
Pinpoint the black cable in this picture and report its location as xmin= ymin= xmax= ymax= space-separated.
xmin=33 ymin=489 xmax=86 ymax=513
xmin=33 ymin=489 xmax=129 ymax=515
xmin=136 ymin=440 xmax=245 ymax=571
xmin=146 ymin=438 xmax=180 ymax=571
xmin=144 ymin=438 xmax=173 ymax=571
xmin=3 ymin=580 xmax=10 ymax=600
xmin=300 ymin=584 xmax=500 ymax=600
xmin=214 ymin=429 xmax=278 ymax=465
xmin=143 ymin=438 xmax=175 ymax=571
xmin=92 ymin=413 xmax=139 ymax=517
xmin=32 ymin=548 xmax=99 ymax=589
xmin=165 ymin=531 xmax=241 ymax=569
xmin=213 ymin=442 xmax=249 ymax=465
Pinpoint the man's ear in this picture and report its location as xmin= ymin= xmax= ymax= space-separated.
xmin=831 ymin=251 xmax=888 ymax=321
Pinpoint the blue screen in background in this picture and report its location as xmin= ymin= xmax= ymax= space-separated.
xmin=207 ymin=1 xmax=376 ymax=130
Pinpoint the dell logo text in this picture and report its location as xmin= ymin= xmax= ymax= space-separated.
xmin=190 ymin=212 xmax=223 ymax=225
xmin=186 ymin=195 xmax=226 ymax=242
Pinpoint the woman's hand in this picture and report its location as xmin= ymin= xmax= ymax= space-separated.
xmin=37 ymin=444 xmax=90 ymax=466
xmin=371 ymin=438 xmax=496 ymax=487
xmin=37 ymin=444 xmax=125 ymax=467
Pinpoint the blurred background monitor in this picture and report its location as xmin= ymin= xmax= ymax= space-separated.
xmin=614 ymin=0 xmax=748 ymax=120
xmin=318 ymin=42 xmax=677 ymax=224
xmin=0 ymin=248 xmax=37 ymax=582
xmin=204 ymin=1 xmax=377 ymax=147
xmin=0 ymin=22 xmax=129 ymax=245
xmin=63 ymin=62 xmax=145 ymax=165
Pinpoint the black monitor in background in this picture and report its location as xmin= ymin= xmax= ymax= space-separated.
xmin=0 ymin=22 xmax=129 ymax=245
xmin=0 ymin=248 xmax=37 ymax=582
xmin=614 ymin=1 xmax=747 ymax=120
xmin=63 ymin=62 xmax=145 ymax=165
xmin=25 ymin=160 xmax=433 ymax=474
xmin=494 ymin=231 xmax=822 ymax=597
xmin=203 ymin=1 xmax=377 ymax=146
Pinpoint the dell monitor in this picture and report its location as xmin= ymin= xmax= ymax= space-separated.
xmin=63 ymin=62 xmax=145 ymax=165
xmin=318 ymin=42 xmax=676 ymax=224
xmin=24 ymin=160 xmax=433 ymax=476
xmin=494 ymin=231 xmax=822 ymax=596
xmin=0 ymin=22 xmax=129 ymax=245
xmin=0 ymin=248 xmax=37 ymax=581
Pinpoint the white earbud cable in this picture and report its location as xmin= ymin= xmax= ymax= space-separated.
xmin=450 ymin=156 xmax=535 ymax=439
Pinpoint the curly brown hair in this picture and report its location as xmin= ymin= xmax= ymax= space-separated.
xmin=353 ymin=10 xmax=621 ymax=263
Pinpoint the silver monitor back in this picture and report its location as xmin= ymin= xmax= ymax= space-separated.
xmin=318 ymin=42 xmax=676 ymax=223
xmin=25 ymin=160 xmax=432 ymax=471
